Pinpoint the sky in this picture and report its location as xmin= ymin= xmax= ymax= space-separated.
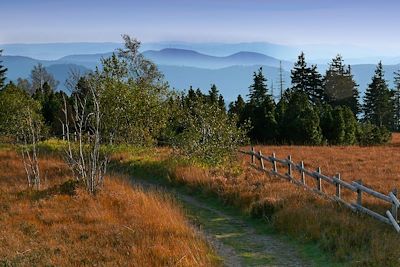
xmin=1 ymin=0 xmax=400 ymax=54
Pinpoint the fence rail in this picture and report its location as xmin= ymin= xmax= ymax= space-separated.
xmin=240 ymin=147 xmax=400 ymax=233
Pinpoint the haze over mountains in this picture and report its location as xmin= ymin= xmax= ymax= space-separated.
xmin=1 ymin=42 xmax=400 ymax=101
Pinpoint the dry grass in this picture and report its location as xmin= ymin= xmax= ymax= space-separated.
xmin=164 ymin=134 xmax=400 ymax=266
xmin=0 ymin=150 xmax=216 ymax=266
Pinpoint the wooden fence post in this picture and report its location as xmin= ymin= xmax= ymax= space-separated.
xmin=259 ymin=151 xmax=265 ymax=170
xmin=317 ymin=167 xmax=322 ymax=192
xmin=287 ymin=155 xmax=292 ymax=177
xmin=356 ymin=180 xmax=363 ymax=206
xmin=336 ymin=173 xmax=341 ymax=199
xmin=272 ymin=153 xmax=277 ymax=173
xmin=251 ymin=146 xmax=255 ymax=164
xmin=392 ymin=188 xmax=398 ymax=222
xmin=300 ymin=161 xmax=305 ymax=185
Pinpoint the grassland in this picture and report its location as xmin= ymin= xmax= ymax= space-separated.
xmin=0 ymin=149 xmax=217 ymax=266
xmin=111 ymin=134 xmax=400 ymax=266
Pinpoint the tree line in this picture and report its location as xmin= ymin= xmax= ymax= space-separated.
xmin=229 ymin=53 xmax=397 ymax=145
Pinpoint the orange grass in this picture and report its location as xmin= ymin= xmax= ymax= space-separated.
xmin=0 ymin=150 xmax=216 ymax=266
xmin=163 ymin=134 xmax=400 ymax=265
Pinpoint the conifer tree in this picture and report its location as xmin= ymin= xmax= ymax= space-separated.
xmin=291 ymin=52 xmax=324 ymax=104
xmin=208 ymin=84 xmax=219 ymax=104
xmin=218 ymin=95 xmax=225 ymax=111
xmin=363 ymin=62 xmax=393 ymax=128
xmin=324 ymin=55 xmax=360 ymax=115
xmin=245 ymin=67 xmax=277 ymax=142
xmin=393 ymin=71 xmax=400 ymax=131
xmin=0 ymin=50 xmax=8 ymax=89
xmin=248 ymin=67 xmax=269 ymax=106
xmin=228 ymin=94 xmax=246 ymax=119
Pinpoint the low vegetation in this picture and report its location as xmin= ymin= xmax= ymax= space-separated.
xmin=111 ymin=135 xmax=400 ymax=266
xmin=0 ymin=149 xmax=217 ymax=266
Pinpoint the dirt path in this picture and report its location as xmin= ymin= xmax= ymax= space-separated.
xmin=130 ymin=178 xmax=313 ymax=267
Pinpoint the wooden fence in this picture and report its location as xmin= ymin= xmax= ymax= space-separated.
xmin=240 ymin=147 xmax=400 ymax=233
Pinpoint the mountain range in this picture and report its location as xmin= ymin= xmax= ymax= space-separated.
xmin=1 ymin=43 xmax=400 ymax=102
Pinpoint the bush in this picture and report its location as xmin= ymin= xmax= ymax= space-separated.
xmin=357 ymin=122 xmax=392 ymax=145
xmin=170 ymin=100 xmax=249 ymax=166
xmin=279 ymin=91 xmax=322 ymax=145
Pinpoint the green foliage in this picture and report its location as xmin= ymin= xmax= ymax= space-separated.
xmin=319 ymin=105 xmax=357 ymax=145
xmin=168 ymin=94 xmax=248 ymax=166
xmin=291 ymin=52 xmax=324 ymax=104
xmin=0 ymin=83 xmax=44 ymax=140
xmin=67 ymin=38 xmax=172 ymax=147
xmin=363 ymin=62 xmax=394 ymax=129
xmin=323 ymin=55 xmax=360 ymax=115
xmin=33 ymin=83 xmax=67 ymax=136
xmin=279 ymin=91 xmax=322 ymax=145
xmin=356 ymin=122 xmax=392 ymax=146
xmin=245 ymin=68 xmax=277 ymax=142
xmin=0 ymin=49 xmax=7 ymax=90
xmin=342 ymin=107 xmax=357 ymax=145
xmin=30 ymin=63 xmax=59 ymax=93
xmin=393 ymin=71 xmax=400 ymax=131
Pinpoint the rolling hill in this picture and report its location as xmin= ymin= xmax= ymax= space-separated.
xmin=2 ymin=48 xmax=400 ymax=102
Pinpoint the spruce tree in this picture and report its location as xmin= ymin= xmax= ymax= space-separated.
xmin=363 ymin=62 xmax=393 ymax=128
xmin=208 ymin=84 xmax=219 ymax=104
xmin=393 ymin=71 xmax=400 ymax=131
xmin=324 ymin=55 xmax=360 ymax=115
xmin=245 ymin=67 xmax=277 ymax=142
xmin=291 ymin=52 xmax=324 ymax=104
xmin=0 ymin=50 xmax=8 ymax=89
xmin=248 ymin=67 xmax=269 ymax=106
xmin=279 ymin=91 xmax=322 ymax=145
xmin=228 ymin=94 xmax=246 ymax=127
xmin=228 ymin=95 xmax=245 ymax=117
xmin=218 ymin=95 xmax=225 ymax=111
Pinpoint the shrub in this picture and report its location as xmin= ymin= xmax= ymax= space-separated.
xmin=357 ymin=122 xmax=392 ymax=145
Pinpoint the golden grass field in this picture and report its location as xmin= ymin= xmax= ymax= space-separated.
xmin=166 ymin=133 xmax=400 ymax=266
xmin=0 ymin=150 xmax=217 ymax=266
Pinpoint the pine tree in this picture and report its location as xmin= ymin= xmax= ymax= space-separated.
xmin=248 ymin=67 xmax=269 ymax=107
xmin=363 ymin=62 xmax=393 ymax=128
xmin=393 ymin=71 xmax=400 ymax=131
xmin=279 ymin=91 xmax=322 ymax=145
xmin=245 ymin=67 xmax=277 ymax=142
xmin=228 ymin=94 xmax=246 ymax=119
xmin=323 ymin=55 xmax=360 ymax=115
xmin=291 ymin=52 xmax=324 ymax=104
xmin=218 ymin=95 xmax=225 ymax=111
xmin=0 ymin=50 xmax=8 ymax=89
xmin=208 ymin=84 xmax=219 ymax=104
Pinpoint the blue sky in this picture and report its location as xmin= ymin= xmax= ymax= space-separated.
xmin=1 ymin=0 xmax=400 ymax=52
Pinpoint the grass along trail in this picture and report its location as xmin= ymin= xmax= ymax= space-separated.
xmin=128 ymin=176 xmax=334 ymax=267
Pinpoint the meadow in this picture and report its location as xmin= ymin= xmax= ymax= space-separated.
xmin=111 ymin=134 xmax=400 ymax=266
xmin=0 ymin=148 xmax=217 ymax=266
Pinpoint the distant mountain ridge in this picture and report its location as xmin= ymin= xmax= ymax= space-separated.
xmin=142 ymin=48 xmax=292 ymax=69
xmin=3 ymin=41 xmax=400 ymax=63
xmin=2 ymin=48 xmax=400 ymax=102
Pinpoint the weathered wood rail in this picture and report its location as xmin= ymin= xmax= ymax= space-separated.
xmin=240 ymin=147 xmax=400 ymax=233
